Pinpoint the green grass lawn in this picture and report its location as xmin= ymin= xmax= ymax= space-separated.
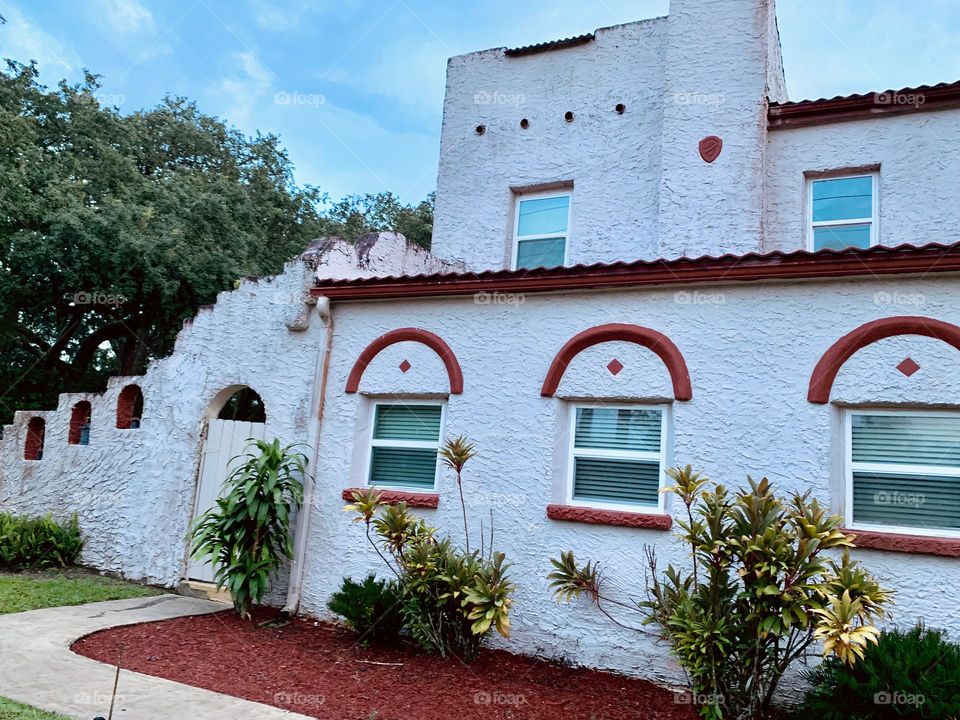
xmin=0 ymin=568 xmax=161 ymax=615
xmin=0 ymin=697 xmax=72 ymax=720
xmin=0 ymin=568 xmax=163 ymax=719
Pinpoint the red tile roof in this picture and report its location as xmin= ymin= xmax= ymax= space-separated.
xmin=312 ymin=242 xmax=960 ymax=300
xmin=768 ymin=80 xmax=960 ymax=128
xmin=503 ymin=33 xmax=595 ymax=57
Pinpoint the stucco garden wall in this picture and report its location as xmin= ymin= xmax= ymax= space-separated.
xmin=299 ymin=274 xmax=960 ymax=687
xmin=765 ymin=111 xmax=960 ymax=252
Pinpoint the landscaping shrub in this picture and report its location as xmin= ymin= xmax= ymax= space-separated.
xmin=548 ymin=466 xmax=892 ymax=720
xmin=344 ymin=437 xmax=514 ymax=661
xmin=327 ymin=574 xmax=405 ymax=645
xmin=801 ymin=623 xmax=960 ymax=719
xmin=0 ymin=512 xmax=83 ymax=569
xmin=190 ymin=438 xmax=307 ymax=619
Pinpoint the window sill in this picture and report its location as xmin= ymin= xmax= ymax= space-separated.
xmin=341 ymin=487 xmax=439 ymax=509
xmin=546 ymin=504 xmax=672 ymax=530
xmin=843 ymin=528 xmax=960 ymax=559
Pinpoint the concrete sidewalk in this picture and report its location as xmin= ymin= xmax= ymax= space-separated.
xmin=0 ymin=594 xmax=313 ymax=720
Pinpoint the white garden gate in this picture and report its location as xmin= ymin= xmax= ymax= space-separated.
xmin=187 ymin=418 xmax=266 ymax=582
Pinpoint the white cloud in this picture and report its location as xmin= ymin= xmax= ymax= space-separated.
xmin=0 ymin=5 xmax=83 ymax=80
xmin=210 ymin=51 xmax=275 ymax=130
xmin=100 ymin=0 xmax=155 ymax=35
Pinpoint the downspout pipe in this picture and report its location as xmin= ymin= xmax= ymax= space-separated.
xmin=283 ymin=295 xmax=333 ymax=615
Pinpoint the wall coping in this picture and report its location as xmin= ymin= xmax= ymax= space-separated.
xmin=342 ymin=487 xmax=440 ymax=509
xmin=844 ymin=528 xmax=960 ymax=559
xmin=546 ymin=504 xmax=672 ymax=530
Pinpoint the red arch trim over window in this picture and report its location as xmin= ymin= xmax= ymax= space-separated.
xmin=345 ymin=328 xmax=464 ymax=394
xmin=808 ymin=316 xmax=960 ymax=404
xmin=540 ymin=323 xmax=693 ymax=400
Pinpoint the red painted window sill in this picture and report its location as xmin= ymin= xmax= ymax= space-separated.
xmin=546 ymin=504 xmax=672 ymax=530
xmin=844 ymin=528 xmax=960 ymax=559
xmin=341 ymin=487 xmax=439 ymax=509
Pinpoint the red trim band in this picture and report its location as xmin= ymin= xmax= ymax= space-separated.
xmin=541 ymin=323 xmax=692 ymax=400
xmin=342 ymin=488 xmax=439 ymax=509
xmin=546 ymin=504 xmax=672 ymax=530
xmin=845 ymin=528 xmax=960 ymax=559
xmin=312 ymin=243 xmax=960 ymax=301
xmin=345 ymin=328 xmax=464 ymax=395
xmin=808 ymin=316 xmax=960 ymax=403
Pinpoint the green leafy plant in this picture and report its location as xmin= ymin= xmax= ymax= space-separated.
xmin=548 ymin=466 xmax=892 ymax=720
xmin=190 ymin=438 xmax=307 ymax=619
xmin=801 ymin=623 xmax=960 ymax=719
xmin=327 ymin=575 xmax=405 ymax=646
xmin=0 ymin=512 xmax=84 ymax=569
xmin=344 ymin=438 xmax=514 ymax=661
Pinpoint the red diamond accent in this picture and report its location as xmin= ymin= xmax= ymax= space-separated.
xmin=896 ymin=358 xmax=920 ymax=377
xmin=399 ymin=360 xmax=411 ymax=373
xmin=607 ymin=359 xmax=624 ymax=376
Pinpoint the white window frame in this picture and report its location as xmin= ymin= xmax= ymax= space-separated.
xmin=511 ymin=189 xmax=572 ymax=271
xmin=806 ymin=171 xmax=879 ymax=251
xmin=364 ymin=399 xmax=446 ymax=492
xmin=843 ymin=408 xmax=960 ymax=539
xmin=565 ymin=403 xmax=669 ymax=513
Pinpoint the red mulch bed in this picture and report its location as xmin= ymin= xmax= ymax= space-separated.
xmin=72 ymin=608 xmax=696 ymax=720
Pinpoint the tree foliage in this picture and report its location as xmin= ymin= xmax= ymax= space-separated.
xmin=0 ymin=62 xmax=433 ymax=423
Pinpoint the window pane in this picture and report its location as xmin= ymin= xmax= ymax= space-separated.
xmin=812 ymin=176 xmax=873 ymax=222
xmin=813 ymin=224 xmax=872 ymax=251
xmin=373 ymin=404 xmax=441 ymax=441
xmin=369 ymin=447 xmax=438 ymax=488
xmin=852 ymin=414 xmax=960 ymax=467
xmin=516 ymin=237 xmax=565 ymax=269
xmin=517 ymin=195 xmax=569 ymax=236
xmin=573 ymin=457 xmax=660 ymax=506
xmin=575 ymin=407 xmax=662 ymax=452
xmin=852 ymin=471 xmax=960 ymax=532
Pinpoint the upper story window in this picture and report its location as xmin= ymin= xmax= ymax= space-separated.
xmin=513 ymin=191 xmax=571 ymax=270
xmin=845 ymin=409 xmax=960 ymax=538
xmin=808 ymin=173 xmax=877 ymax=251
xmin=567 ymin=404 xmax=668 ymax=512
xmin=367 ymin=401 xmax=444 ymax=491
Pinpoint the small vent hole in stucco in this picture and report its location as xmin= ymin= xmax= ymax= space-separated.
xmin=564 ymin=111 xmax=575 ymax=123
xmin=615 ymin=103 xmax=626 ymax=114
xmin=475 ymin=124 xmax=486 ymax=135
xmin=520 ymin=118 xmax=529 ymax=129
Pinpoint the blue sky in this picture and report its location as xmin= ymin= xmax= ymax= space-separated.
xmin=2 ymin=0 xmax=959 ymax=204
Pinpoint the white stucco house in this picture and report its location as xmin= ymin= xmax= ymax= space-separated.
xmin=3 ymin=0 xmax=960 ymax=689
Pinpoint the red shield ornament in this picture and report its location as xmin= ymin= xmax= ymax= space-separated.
xmin=698 ymin=135 xmax=723 ymax=163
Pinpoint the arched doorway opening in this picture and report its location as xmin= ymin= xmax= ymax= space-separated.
xmin=187 ymin=386 xmax=267 ymax=582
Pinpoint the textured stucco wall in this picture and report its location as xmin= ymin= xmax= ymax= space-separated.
xmin=431 ymin=18 xmax=669 ymax=270
xmin=765 ymin=111 xmax=960 ymax=252
xmin=299 ymin=274 xmax=960 ymax=687
xmin=0 ymin=263 xmax=325 ymax=587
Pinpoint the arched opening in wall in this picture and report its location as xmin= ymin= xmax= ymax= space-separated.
xmin=216 ymin=387 xmax=266 ymax=422
xmin=116 ymin=385 xmax=144 ymax=429
xmin=68 ymin=401 xmax=92 ymax=445
xmin=24 ymin=417 xmax=45 ymax=460
xmin=188 ymin=385 xmax=268 ymax=582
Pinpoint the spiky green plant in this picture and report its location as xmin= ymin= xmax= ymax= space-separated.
xmin=190 ymin=438 xmax=307 ymax=619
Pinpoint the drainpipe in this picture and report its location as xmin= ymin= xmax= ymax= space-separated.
xmin=283 ymin=295 xmax=333 ymax=615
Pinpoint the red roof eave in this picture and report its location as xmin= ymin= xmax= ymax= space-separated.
xmin=311 ymin=243 xmax=960 ymax=301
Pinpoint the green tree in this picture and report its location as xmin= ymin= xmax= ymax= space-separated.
xmin=0 ymin=62 xmax=433 ymax=423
